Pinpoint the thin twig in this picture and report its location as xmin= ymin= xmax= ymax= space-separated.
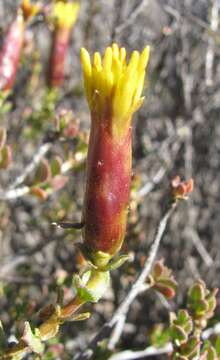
xmin=74 ymin=202 xmax=176 ymax=359
xmin=163 ymin=4 xmax=220 ymax=40
xmin=0 ymin=157 xmax=77 ymax=201
xmin=137 ymin=168 xmax=166 ymax=198
xmin=9 ymin=142 xmax=52 ymax=189
xmin=112 ymin=0 xmax=149 ymax=39
xmin=186 ymin=228 xmax=213 ymax=267
xmin=108 ymin=343 xmax=173 ymax=360
xmin=205 ymin=0 xmax=219 ymax=86
xmin=0 ymin=186 xmax=30 ymax=200
xmin=0 ymin=233 xmax=61 ymax=275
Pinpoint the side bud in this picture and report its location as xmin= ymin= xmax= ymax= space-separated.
xmin=48 ymin=1 xmax=80 ymax=87
xmin=81 ymin=44 xmax=150 ymax=267
xmin=0 ymin=0 xmax=41 ymax=91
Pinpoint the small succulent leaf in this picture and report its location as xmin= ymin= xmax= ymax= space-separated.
xmin=74 ymin=270 xmax=110 ymax=303
xmin=0 ymin=127 xmax=7 ymax=149
xmin=66 ymin=312 xmax=91 ymax=322
xmin=73 ymin=273 xmax=96 ymax=302
xmin=188 ymin=283 xmax=205 ymax=303
xmin=76 ymin=285 xmax=97 ymax=303
xmin=215 ymin=336 xmax=220 ymax=357
xmin=73 ymin=273 xmax=84 ymax=288
xmin=170 ymin=311 xmax=177 ymax=324
xmin=0 ymin=321 xmax=7 ymax=351
xmin=174 ymin=310 xmax=193 ymax=335
xmin=206 ymin=293 xmax=217 ymax=313
xmin=148 ymin=274 xmax=155 ymax=286
xmin=76 ymin=270 xmax=110 ymax=303
xmin=35 ymin=159 xmax=51 ymax=184
xmin=50 ymin=175 xmax=69 ymax=191
xmin=180 ymin=336 xmax=200 ymax=357
xmin=21 ymin=322 xmax=44 ymax=355
xmin=50 ymin=156 xmax=62 ymax=176
xmin=106 ymin=254 xmax=131 ymax=271
xmin=153 ymin=277 xmax=177 ymax=299
xmin=0 ymin=145 xmax=12 ymax=169
xmin=63 ymin=120 xmax=79 ymax=138
xmin=38 ymin=304 xmax=57 ymax=321
xmin=40 ymin=318 xmax=60 ymax=341
xmin=170 ymin=325 xmax=187 ymax=344
xmin=149 ymin=325 xmax=170 ymax=348
xmin=194 ymin=299 xmax=209 ymax=315
xmin=86 ymin=270 xmax=110 ymax=302
xmin=206 ymin=347 xmax=218 ymax=360
xmin=39 ymin=305 xmax=61 ymax=341
xmin=30 ymin=187 xmax=48 ymax=200
xmin=81 ymin=270 xmax=91 ymax=285
xmin=177 ymin=309 xmax=190 ymax=324
xmin=152 ymin=260 xmax=164 ymax=278
xmin=215 ymin=335 xmax=220 ymax=358
xmin=153 ymin=282 xmax=176 ymax=299
xmin=56 ymin=287 xmax=65 ymax=306
xmin=158 ymin=277 xmax=177 ymax=290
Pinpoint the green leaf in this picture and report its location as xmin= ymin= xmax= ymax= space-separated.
xmin=180 ymin=336 xmax=200 ymax=357
xmin=177 ymin=310 xmax=190 ymax=324
xmin=170 ymin=325 xmax=187 ymax=344
xmin=215 ymin=336 xmax=220 ymax=356
xmin=74 ymin=270 xmax=110 ymax=303
xmin=194 ymin=299 xmax=209 ymax=315
xmin=174 ymin=310 xmax=193 ymax=335
xmin=206 ymin=293 xmax=217 ymax=313
xmin=106 ymin=254 xmax=131 ymax=271
xmin=0 ymin=145 xmax=12 ymax=169
xmin=188 ymin=283 xmax=205 ymax=303
xmin=35 ymin=159 xmax=51 ymax=184
xmin=66 ymin=312 xmax=91 ymax=322
xmin=21 ymin=322 xmax=44 ymax=355
xmin=0 ymin=128 xmax=6 ymax=149
xmin=50 ymin=156 xmax=62 ymax=177
xmin=0 ymin=321 xmax=6 ymax=352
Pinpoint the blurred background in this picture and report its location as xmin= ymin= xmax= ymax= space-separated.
xmin=0 ymin=0 xmax=220 ymax=358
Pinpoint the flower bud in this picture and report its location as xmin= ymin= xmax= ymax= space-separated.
xmin=48 ymin=1 xmax=80 ymax=87
xmin=0 ymin=0 xmax=41 ymax=91
xmin=81 ymin=44 xmax=150 ymax=266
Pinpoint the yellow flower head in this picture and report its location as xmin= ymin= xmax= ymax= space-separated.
xmin=52 ymin=1 xmax=80 ymax=29
xmin=80 ymin=44 xmax=150 ymax=129
xmin=21 ymin=0 xmax=42 ymax=20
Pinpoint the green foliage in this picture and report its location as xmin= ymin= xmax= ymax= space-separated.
xmin=149 ymin=324 xmax=170 ymax=348
xmin=187 ymin=280 xmax=218 ymax=329
xmin=149 ymin=259 xmax=177 ymax=299
xmin=169 ymin=281 xmax=219 ymax=360
xmin=74 ymin=269 xmax=110 ymax=303
xmin=21 ymin=322 xmax=44 ymax=355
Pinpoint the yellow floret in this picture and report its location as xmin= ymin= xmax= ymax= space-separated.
xmin=52 ymin=1 xmax=80 ymax=29
xmin=80 ymin=44 xmax=150 ymax=130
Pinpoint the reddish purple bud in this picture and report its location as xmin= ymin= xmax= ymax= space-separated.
xmin=47 ymin=2 xmax=79 ymax=87
xmin=0 ymin=13 xmax=25 ymax=91
xmin=48 ymin=28 xmax=70 ymax=87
